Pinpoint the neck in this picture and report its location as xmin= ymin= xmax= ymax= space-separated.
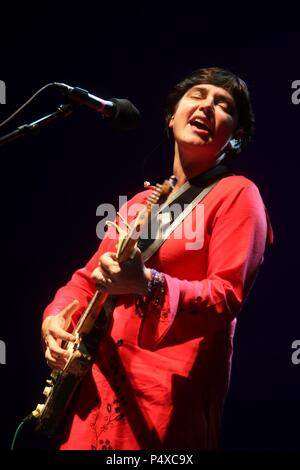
xmin=172 ymin=144 xmax=223 ymax=191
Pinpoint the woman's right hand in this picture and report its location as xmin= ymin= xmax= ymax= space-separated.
xmin=42 ymin=299 xmax=79 ymax=370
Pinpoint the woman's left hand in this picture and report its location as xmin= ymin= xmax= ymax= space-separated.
xmin=91 ymin=249 xmax=151 ymax=295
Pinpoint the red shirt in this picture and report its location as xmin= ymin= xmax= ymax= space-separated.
xmin=43 ymin=175 xmax=273 ymax=450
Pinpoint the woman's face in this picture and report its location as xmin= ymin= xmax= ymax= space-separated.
xmin=169 ymin=83 xmax=239 ymax=167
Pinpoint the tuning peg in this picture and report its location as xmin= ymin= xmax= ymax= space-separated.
xmin=43 ymin=386 xmax=52 ymax=397
xmin=169 ymin=175 xmax=177 ymax=186
xmin=32 ymin=403 xmax=45 ymax=418
xmin=144 ymin=181 xmax=157 ymax=190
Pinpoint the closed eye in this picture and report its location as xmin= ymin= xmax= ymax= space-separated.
xmin=189 ymin=93 xmax=204 ymax=100
xmin=215 ymin=97 xmax=235 ymax=114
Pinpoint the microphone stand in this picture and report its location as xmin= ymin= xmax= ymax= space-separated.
xmin=0 ymin=103 xmax=74 ymax=147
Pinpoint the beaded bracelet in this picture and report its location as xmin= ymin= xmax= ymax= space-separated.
xmin=147 ymin=269 xmax=165 ymax=302
xmin=135 ymin=268 xmax=166 ymax=317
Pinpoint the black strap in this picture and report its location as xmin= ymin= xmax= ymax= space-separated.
xmin=137 ymin=164 xmax=233 ymax=253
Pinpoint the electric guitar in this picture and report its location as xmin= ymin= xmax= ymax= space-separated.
xmin=31 ymin=175 xmax=176 ymax=437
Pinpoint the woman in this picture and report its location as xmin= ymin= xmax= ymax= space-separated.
xmin=41 ymin=67 xmax=273 ymax=449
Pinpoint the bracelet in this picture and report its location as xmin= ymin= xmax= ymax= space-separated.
xmin=135 ymin=269 xmax=166 ymax=317
xmin=147 ymin=269 xmax=166 ymax=305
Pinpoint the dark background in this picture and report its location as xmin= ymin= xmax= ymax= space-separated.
xmin=0 ymin=1 xmax=299 ymax=453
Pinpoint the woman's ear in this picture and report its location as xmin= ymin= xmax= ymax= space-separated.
xmin=229 ymin=128 xmax=244 ymax=152
xmin=225 ymin=129 xmax=244 ymax=154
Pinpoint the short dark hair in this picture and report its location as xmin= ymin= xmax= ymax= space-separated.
xmin=165 ymin=67 xmax=255 ymax=161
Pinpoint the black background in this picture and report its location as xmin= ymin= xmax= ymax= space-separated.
xmin=0 ymin=1 xmax=299 ymax=454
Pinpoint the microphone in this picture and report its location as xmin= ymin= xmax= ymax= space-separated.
xmin=53 ymin=82 xmax=140 ymax=130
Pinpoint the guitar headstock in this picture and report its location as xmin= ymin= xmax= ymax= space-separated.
xmin=129 ymin=175 xmax=177 ymax=238
xmin=144 ymin=175 xmax=177 ymax=213
xmin=107 ymin=175 xmax=177 ymax=262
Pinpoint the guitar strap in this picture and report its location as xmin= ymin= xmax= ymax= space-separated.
xmin=138 ymin=164 xmax=233 ymax=261
xmin=102 ymin=164 xmax=233 ymax=318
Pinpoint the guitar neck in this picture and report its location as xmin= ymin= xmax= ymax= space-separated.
xmin=72 ymin=176 xmax=176 ymax=338
xmin=32 ymin=176 xmax=176 ymax=435
xmin=72 ymin=289 xmax=108 ymax=337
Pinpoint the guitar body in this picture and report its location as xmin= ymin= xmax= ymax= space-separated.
xmin=35 ymin=353 xmax=90 ymax=436
xmin=34 ymin=294 xmax=112 ymax=436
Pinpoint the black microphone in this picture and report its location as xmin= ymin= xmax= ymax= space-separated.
xmin=53 ymin=82 xmax=140 ymax=130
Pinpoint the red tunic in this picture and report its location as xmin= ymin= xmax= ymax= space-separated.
xmin=43 ymin=175 xmax=273 ymax=450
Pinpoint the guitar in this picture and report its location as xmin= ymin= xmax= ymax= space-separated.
xmin=31 ymin=175 xmax=176 ymax=437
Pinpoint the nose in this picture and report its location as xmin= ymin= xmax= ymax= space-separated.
xmin=198 ymin=97 xmax=214 ymax=118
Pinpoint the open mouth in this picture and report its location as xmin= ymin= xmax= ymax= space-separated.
xmin=189 ymin=119 xmax=211 ymax=135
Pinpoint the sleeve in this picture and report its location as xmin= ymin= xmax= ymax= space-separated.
xmin=138 ymin=183 xmax=274 ymax=350
xmin=42 ymin=223 xmax=118 ymax=328
xmin=42 ymin=190 xmax=149 ymax=328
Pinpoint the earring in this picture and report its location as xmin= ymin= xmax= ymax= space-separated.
xmin=228 ymin=138 xmax=241 ymax=152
